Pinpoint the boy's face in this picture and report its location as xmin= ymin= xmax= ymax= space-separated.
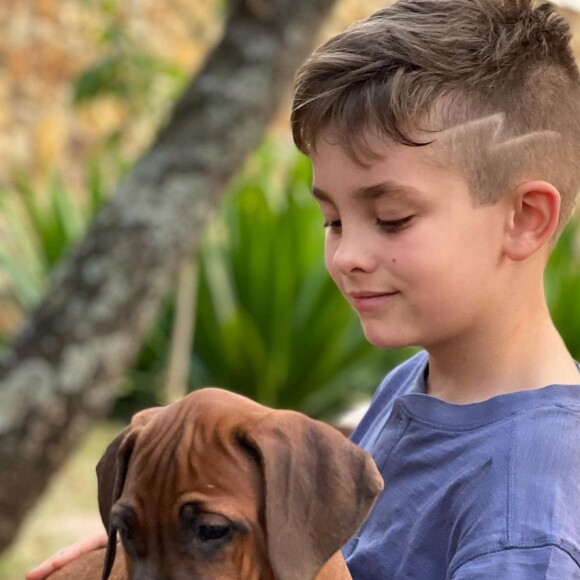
xmin=311 ymin=133 xmax=510 ymax=350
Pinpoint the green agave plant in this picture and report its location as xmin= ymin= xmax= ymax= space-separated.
xmin=0 ymin=161 xmax=110 ymax=311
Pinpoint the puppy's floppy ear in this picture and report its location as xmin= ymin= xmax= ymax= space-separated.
xmin=96 ymin=407 xmax=160 ymax=528
xmin=96 ymin=407 xmax=160 ymax=580
xmin=239 ymin=411 xmax=383 ymax=580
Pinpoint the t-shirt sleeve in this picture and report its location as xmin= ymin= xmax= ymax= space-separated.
xmin=451 ymin=546 xmax=580 ymax=579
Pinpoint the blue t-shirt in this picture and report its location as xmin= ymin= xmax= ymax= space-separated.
xmin=343 ymin=351 xmax=580 ymax=579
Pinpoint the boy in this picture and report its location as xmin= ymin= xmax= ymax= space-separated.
xmin=291 ymin=0 xmax=580 ymax=576
xmin=28 ymin=0 xmax=580 ymax=578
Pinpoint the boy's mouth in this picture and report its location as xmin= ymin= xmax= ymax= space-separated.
xmin=347 ymin=291 xmax=400 ymax=312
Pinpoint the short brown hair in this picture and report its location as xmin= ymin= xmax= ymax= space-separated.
xmin=291 ymin=0 xmax=580 ymax=232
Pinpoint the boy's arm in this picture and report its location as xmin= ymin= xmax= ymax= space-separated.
xmin=451 ymin=545 xmax=580 ymax=579
xmin=25 ymin=532 xmax=108 ymax=580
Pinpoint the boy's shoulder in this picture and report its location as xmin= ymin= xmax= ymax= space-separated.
xmin=346 ymin=354 xmax=580 ymax=577
xmin=508 ymin=395 xmax=580 ymax=520
xmin=451 ymin=396 xmax=580 ymax=573
xmin=353 ymin=350 xmax=580 ymax=447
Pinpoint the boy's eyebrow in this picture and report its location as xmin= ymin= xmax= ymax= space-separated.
xmin=311 ymin=181 xmax=423 ymax=202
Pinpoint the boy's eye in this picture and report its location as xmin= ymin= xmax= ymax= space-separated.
xmin=377 ymin=215 xmax=414 ymax=233
xmin=322 ymin=215 xmax=413 ymax=235
xmin=322 ymin=219 xmax=342 ymax=234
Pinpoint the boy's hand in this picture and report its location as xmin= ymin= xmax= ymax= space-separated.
xmin=25 ymin=531 xmax=108 ymax=580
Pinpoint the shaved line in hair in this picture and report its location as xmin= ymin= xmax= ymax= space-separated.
xmin=434 ymin=113 xmax=560 ymax=155
xmin=426 ymin=113 xmax=562 ymax=208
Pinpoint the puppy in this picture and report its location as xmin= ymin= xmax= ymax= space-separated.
xmin=49 ymin=388 xmax=383 ymax=580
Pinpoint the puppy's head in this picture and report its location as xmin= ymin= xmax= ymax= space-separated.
xmin=98 ymin=388 xmax=383 ymax=580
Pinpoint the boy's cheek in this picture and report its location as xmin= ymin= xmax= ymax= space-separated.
xmin=323 ymin=244 xmax=338 ymax=275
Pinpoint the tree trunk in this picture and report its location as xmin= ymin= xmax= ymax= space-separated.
xmin=0 ymin=0 xmax=337 ymax=551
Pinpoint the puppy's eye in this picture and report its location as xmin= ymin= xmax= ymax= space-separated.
xmin=181 ymin=504 xmax=235 ymax=548
xmin=197 ymin=522 xmax=231 ymax=542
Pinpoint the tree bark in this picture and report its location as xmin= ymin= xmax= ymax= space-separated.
xmin=0 ymin=0 xmax=337 ymax=551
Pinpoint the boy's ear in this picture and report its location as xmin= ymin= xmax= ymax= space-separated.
xmin=502 ymin=180 xmax=561 ymax=261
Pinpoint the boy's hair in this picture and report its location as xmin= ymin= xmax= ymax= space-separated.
xmin=291 ymin=0 xmax=580 ymax=234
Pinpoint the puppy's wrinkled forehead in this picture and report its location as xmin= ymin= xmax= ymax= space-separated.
xmin=122 ymin=389 xmax=265 ymax=501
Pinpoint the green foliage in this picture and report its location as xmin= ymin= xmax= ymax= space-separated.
xmin=75 ymin=54 xmax=165 ymax=105
xmin=0 ymin=163 xmax=111 ymax=310
xmin=545 ymin=217 xmax=580 ymax=359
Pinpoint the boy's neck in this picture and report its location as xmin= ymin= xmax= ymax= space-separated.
xmin=424 ymin=300 xmax=580 ymax=404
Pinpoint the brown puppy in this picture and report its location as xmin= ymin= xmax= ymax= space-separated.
xmin=49 ymin=388 xmax=383 ymax=580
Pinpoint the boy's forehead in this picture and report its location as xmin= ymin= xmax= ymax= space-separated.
xmin=313 ymin=129 xmax=420 ymax=171
xmin=311 ymin=132 xmax=471 ymax=205
xmin=311 ymin=127 xmax=464 ymax=186
xmin=311 ymin=180 xmax=425 ymax=204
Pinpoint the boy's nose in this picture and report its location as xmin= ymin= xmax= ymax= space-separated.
xmin=331 ymin=234 xmax=376 ymax=274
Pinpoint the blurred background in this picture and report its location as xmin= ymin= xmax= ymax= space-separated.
xmin=0 ymin=0 xmax=579 ymax=577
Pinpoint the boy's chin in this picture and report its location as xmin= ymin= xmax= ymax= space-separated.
xmin=361 ymin=326 xmax=416 ymax=350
